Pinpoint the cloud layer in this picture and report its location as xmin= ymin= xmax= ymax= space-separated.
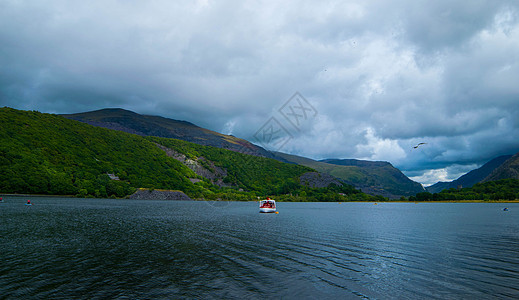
xmin=1 ymin=0 xmax=519 ymax=185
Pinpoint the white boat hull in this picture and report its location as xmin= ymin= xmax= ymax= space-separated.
xmin=259 ymin=207 xmax=276 ymax=213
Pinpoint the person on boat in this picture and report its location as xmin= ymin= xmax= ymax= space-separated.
xmin=27 ymin=200 xmax=31 ymax=205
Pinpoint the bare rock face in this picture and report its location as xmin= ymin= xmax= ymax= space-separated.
xmin=154 ymin=143 xmax=232 ymax=187
xmin=129 ymin=189 xmax=192 ymax=200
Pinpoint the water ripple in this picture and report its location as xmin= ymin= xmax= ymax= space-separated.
xmin=2 ymin=199 xmax=519 ymax=298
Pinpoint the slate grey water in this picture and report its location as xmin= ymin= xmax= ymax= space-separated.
xmin=1 ymin=197 xmax=519 ymax=299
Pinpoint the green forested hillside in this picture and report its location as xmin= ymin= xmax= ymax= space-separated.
xmin=0 ymin=108 xmax=367 ymax=201
xmin=0 ymin=108 xmax=198 ymax=198
xmin=149 ymin=137 xmax=312 ymax=195
xmin=147 ymin=137 xmax=372 ymax=201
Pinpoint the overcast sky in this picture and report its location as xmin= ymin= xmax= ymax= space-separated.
xmin=1 ymin=0 xmax=519 ymax=185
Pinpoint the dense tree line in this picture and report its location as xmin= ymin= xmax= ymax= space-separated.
xmin=409 ymin=179 xmax=519 ymax=201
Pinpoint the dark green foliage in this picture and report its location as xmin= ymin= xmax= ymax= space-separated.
xmin=148 ymin=137 xmax=383 ymax=201
xmin=148 ymin=136 xmax=313 ymax=196
xmin=0 ymin=107 xmax=382 ymax=201
xmin=408 ymin=179 xmax=519 ymax=201
xmin=0 ymin=108 xmax=196 ymax=198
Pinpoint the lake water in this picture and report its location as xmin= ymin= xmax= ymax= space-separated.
xmin=1 ymin=197 xmax=519 ymax=299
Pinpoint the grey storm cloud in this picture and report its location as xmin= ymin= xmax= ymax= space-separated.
xmin=1 ymin=0 xmax=519 ymax=185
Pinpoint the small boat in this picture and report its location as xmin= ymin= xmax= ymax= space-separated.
xmin=259 ymin=198 xmax=276 ymax=213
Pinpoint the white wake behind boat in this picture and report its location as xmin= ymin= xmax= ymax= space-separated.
xmin=259 ymin=198 xmax=276 ymax=213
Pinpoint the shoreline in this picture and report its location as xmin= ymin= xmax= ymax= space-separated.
xmin=1 ymin=193 xmax=518 ymax=203
xmin=384 ymin=200 xmax=519 ymax=203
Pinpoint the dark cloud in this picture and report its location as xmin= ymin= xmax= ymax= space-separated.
xmin=1 ymin=0 xmax=519 ymax=186
xmin=402 ymin=1 xmax=503 ymax=52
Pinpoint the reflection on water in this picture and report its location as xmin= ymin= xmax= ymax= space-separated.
xmin=1 ymin=198 xmax=519 ymax=299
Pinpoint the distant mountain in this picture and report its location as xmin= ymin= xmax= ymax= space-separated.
xmin=321 ymin=158 xmax=425 ymax=197
xmin=62 ymin=108 xmax=279 ymax=160
xmin=274 ymin=152 xmax=424 ymax=198
xmin=427 ymin=155 xmax=513 ymax=193
xmin=483 ymin=152 xmax=519 ymax=182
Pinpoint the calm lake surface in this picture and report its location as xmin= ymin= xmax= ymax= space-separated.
xmin=1 ymin=197 xmax=519 ymax=299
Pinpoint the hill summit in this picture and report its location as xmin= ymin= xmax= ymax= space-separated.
xmin=62 ymin=108 xmax=277 ymax=159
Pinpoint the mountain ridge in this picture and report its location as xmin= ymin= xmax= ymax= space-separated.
xmin=64 ymin=108 xmax=426 ymax=198
xmin=274 ymin=152 xmax=424 ymax=199
xmin=62 ymin=108 xmax=279 ymax=161
xmin=483 ymin=152 xmax=519 ymax=182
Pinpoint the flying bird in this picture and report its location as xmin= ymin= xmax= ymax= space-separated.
xmin=413 ymin=142 xmax=427 ymax=149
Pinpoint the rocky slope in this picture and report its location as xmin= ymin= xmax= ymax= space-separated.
xmin=483 ymin=152 xmax=519 ymax=182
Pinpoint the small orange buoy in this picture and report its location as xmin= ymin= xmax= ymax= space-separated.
xmin=275 ymin=211 xmax=279 ymax=214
